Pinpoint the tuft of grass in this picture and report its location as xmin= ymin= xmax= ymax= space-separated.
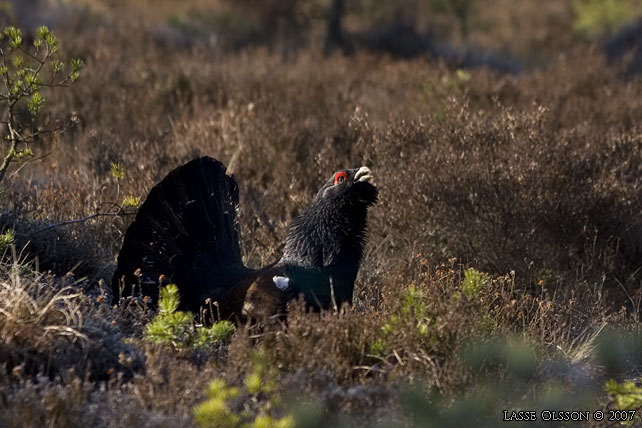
xmin=122 ymin=195 xmax=141 ymax=208
xmin=0 ymin=257 xmax=134 ymax=380
xmin=0 ymin=261 xmax=88 ymax=354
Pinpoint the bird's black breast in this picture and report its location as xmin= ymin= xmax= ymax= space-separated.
xmin=278 ymin=186 xmax=374 ymax=309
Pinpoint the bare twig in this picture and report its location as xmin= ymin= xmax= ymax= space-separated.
xmin=28 ymin=210 xmax=135 ymax=236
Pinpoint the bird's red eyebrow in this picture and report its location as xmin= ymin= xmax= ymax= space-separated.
xmin=334 ymin=171 xmax=348 ymax=184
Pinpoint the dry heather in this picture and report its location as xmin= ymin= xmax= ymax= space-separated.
xmin=0 ymin=256 xmax=139 ymax=382
xmin=1 ymin=2 xmax=642 ymax=426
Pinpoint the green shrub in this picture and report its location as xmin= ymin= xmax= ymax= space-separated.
xmin=193 ymin=351 xmax=294 ymax=428
xmin=382 ymin=285 xmax=428 ymax=334
xmin=380 ymin=285 xmax=429 ymax=341
xmin=0 ymin=229 xmax=14 ymax=254
xmin=605 ymin=379 xmax=642 ymax=411
xmin=573 ymin=0 xmax=640 ymax=38
xmin=460 ymin=268 xmax=490 ymax=300
xmin=145 ymin=285 xmax=235 ymax=349
xmin=193 ymin=379 xmax=242 ymax=428
xmin=371 ymin=285 xmax=432 ymax=357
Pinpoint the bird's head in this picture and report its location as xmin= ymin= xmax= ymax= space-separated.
xmin=314 ymin=166 xmax=378 ymax=207
xmin=280 ymin=164 xmax=378 ymax=274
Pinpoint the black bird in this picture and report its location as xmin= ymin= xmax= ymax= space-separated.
xmin=112 ymin=156 xmax=378 ymax=320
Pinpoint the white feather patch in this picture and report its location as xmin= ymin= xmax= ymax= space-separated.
xmin=272 ymin=275 xmax=290 ymax=291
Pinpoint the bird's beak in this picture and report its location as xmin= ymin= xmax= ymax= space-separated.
xmin=354 ymin=166 xmax=373 ymax=183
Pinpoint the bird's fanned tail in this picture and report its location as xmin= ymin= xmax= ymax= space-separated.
xmin=112 ymin=157 xmax=249 ymax=311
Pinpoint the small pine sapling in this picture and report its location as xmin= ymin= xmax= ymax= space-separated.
xmin=145 ymin=284 xmax=235 ymax=350
xmin=0 ymin=25 xmax=83 ymax=184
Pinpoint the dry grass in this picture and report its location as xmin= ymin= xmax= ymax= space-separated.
xmin=0 ymin=253 xmax=138 ymax=383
